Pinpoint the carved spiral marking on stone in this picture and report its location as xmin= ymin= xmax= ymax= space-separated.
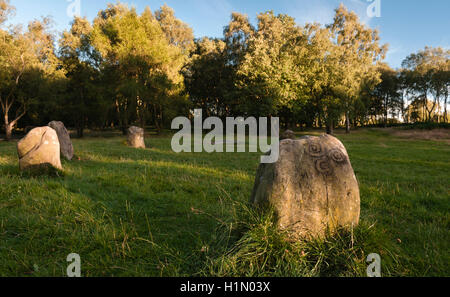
xmin=315 ymin=157 xmax=333 ymax=175
xmin=329 ymin=148 xmax=347 ymax=164
xmin=308 ymin=141 xmax=325 ymax=157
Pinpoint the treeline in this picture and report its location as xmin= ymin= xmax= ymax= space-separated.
xmin=0 ymin=1 xmax=449 ymax=140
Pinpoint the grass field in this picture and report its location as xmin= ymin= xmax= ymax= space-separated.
xmin=0 ymin=128 xmax=448 ymax=277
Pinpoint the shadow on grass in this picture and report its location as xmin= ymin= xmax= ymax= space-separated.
xmin=0 ymin=162 xmax=65 ymax=179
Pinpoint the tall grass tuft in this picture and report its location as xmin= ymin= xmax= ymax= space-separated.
xmin=202 ymin=195 xmax=402 ymax=277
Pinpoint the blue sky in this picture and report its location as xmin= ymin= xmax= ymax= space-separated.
xmin=5 ymin=0 xmax=450 ymax=68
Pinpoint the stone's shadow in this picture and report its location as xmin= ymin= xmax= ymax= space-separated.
xmin=0 ymin=163 xmax=20 ymax=176
xmin=0 ymin=161 xmax=65 ymax=179
xmin=20 ymin=163 xmax=65 ymax=178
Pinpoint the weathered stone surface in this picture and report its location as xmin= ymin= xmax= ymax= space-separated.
xmin=127 ymin=126 xmax=146 ymax=149
xmin=281 ymin=130 xmax=296 ymax=140
xmin=48 ymin=121 xmax=74 ymax=160
xmin=17 ymin=127 xmax=62 ymax=171
xmin=250 ymin=134 xmax=360 ymax=239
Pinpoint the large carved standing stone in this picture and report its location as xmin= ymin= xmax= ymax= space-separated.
xmin=48 ymin=121 xmax=74 ymax=160
xmin=127 ymin=126 xmax=146 ymax=149
xmin=250 ymin=134 xmax=360 ymax=239
xmin=17 ymin=127 xmax=62 ymax=171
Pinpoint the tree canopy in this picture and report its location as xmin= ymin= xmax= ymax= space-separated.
xmin=1 ymin=2 xmax=449 ymax=140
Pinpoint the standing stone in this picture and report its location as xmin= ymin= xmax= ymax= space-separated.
xmin=250 ymin=134 xmax=360 ymax=239
xmin=17 ymin=127 xmax=62 ymax=171
xmin=127 ymin=126 xmax=146 ymax=149
xmin=281 ymin=130 xmax=296 ymax=140
xmin=48 ymin=121 xmax=74 ymax=160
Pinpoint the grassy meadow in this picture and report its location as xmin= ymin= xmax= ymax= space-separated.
xmin=0 ymin=128 xmax=448 ymax=277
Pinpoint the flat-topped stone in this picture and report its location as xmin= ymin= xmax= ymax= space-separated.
xmin=127 ymin=126 xmax=146 ymax=149
xmin=17 ymin=127 xmax=62 ymax=171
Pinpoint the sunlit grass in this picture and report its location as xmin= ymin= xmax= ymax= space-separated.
xmin=0 ymin=128 xmax=448 ymax=276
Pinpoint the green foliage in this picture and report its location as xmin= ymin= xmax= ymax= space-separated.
xmin=367 ymin=63 xmax=403 ymax=126
xmin=0 ymin=9 xmax=61 ymax=140
xmin=2 ymin=2 xmax=448 ymax=137
xmin=401 ymin=47 xmax=450 ymax=123
xmin=0 ymin=0 xmax=14 ymax=25
xmin=59 ymin=17 xmax=106 ymax=137
xmin=155 ymin=4 xmax=194 ymax=55
xmin=184 ymin=4 xmax=391 ymax=130
xmin=183 ymin=37 xmax=232 ymax=117
xmin=90 ymin=3 xmax=191 ymax=132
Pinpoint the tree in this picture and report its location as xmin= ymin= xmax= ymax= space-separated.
xmin=223 ymin=12 xmax=255 ymax=67
xmin=371 ymin=64 xmax=403 ymax=126
xmin=0 ymin=0 xmax=13 ymax=26
xmin=91 ymin=4 xmax=186 ymax=133
xmin=231 ymin=5 xmax=387 ymax=133
xmin=183 ymin=37 xmax=230 ymax=117
xmin=236 ymin=11 xmax=306 ymax=118
xmin=327 ymin=4 xmax=387 ymax=133
xmin=0 ymin=1 xmax=58 ymax=140
xmin=155 ymin=4 xmax=194 ymax=55
xmin=59 ymin=17 xmax=106 ymax=137
xmin=402 ymin=47 xmax=450 ymax=123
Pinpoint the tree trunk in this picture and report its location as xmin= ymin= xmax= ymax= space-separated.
xmin=3 ymin=112 xmax=12 ymax=141
xmin=326 ymin=118 xmax=334 ymax=135
xmin=352 ymin=117 xmax=358 ymax=129
xmin=154 ymin=115 xmax=161 ymax=135
xmin=153 ymin=104 xmax=163 ymax=135
xmin=1 ymin=58 xmax=26 ymax=141
xmin=384 ymin=96 xmax=388 ymax=128
xmin=5 ymin=123 xmax=12 ymax=141
xmin=345 ymin=111 xmax=350 ymax=134
xmin=76 ymin=115 xmax=85 ymax=138
xmin=444 ymin=96 xmax=448 ymax=124
xmin=77 ymin=126 xmax=84 ymax=138
xmin=120 ymin=99 xmax=129 ymax=135
xmin=121 ymin=114 xmax=128 ymax=135
xmin=140 ymin=108 xmax=146 ymax=131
